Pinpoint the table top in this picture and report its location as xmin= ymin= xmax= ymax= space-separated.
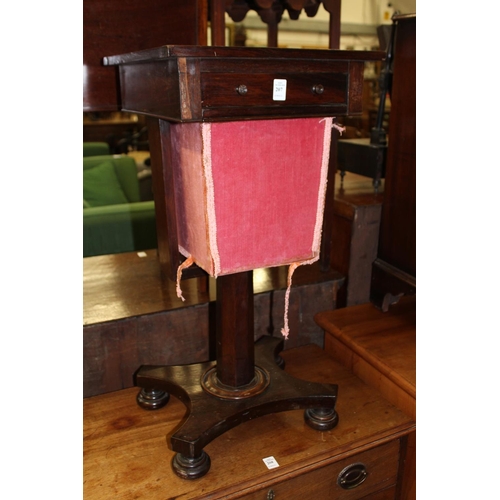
xmin=104 ymin=44 xmax=384 ymax=66
xmin=84 ymin=344 xmax=415 ymax=499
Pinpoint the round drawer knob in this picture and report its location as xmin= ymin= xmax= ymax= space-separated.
xmin=337 ymin=462 xmax=368 ymax=490
xmin=312 ymin=84 xmax=325 ymax=94
xmin=236 ymin=84 xmax=248 ymax=95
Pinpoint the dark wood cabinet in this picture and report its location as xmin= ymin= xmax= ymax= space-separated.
xmin=83 ymin=0 xmax=207 ymax=111
xmin=370 ymin=14 xmax=416 ymax=309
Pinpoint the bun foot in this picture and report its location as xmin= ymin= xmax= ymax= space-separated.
xmin=304 ymin=408 xmax=339 ymax=431
xmin=172 ymin=451 xmax=211 ymax=480
xmin=136 ymin=387 xmax=170 ymax=410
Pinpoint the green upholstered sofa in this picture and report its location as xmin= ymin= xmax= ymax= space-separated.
xmin=83 ymin=142 xmax=111 ymax=157
xmin=83 ymin=155 xmax=157 ymax=257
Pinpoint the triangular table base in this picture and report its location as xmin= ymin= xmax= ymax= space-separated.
xmin=135 ymin=336 xmax=339 ymax=479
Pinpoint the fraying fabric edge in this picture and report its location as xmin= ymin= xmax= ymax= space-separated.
xmin=176 ymin=255 xmax=195 ymax=301
xmin=281 ymin=257 xmax=318 ymax=340
xmin=202 ymin=123 xmax=221 ymax=278
xmin=319 ymin=117 xmax=346 ymax=136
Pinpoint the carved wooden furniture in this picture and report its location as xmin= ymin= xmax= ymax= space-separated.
xmin=370 ymin=14 xmax=416 ymax=310
xmin=103 ymin=44 xmax=383 ymax=479
xmin=337 ymin=137 xmax=387 ymax=192
xmin=84 ymin=344 xmax=416 ymax=498
xmin=224 ymin=0 xmax=342 ymax=49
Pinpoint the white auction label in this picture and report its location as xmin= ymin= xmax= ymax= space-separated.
xmin=262 ymin=456 xmax=280 ymax=469
xmin=273 ymin=79 xmax=287 ymax=101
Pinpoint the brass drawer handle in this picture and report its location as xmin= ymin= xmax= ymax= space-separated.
xmin=337 ymin=462 xmax=368 ymax=489
xmin=236 ymin=84 xmax=248 ymax=95
xmin=312 ymin=84 xmax=324 ymax=94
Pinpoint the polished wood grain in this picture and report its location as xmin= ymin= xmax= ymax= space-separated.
xmin=83 ymin=251 xmax=343 ymax=327
xmin=316 ymin=295 xmax=416 ymax=419
xmin=104 ymin=45 xmax=384 ymax=122
xmin=216 ymin=272 xmax=255 ymax=386
xmin=84 ymin=344 xmax=415 ymax=499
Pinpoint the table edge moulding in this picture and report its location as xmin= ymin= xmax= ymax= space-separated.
xmin=104 ymin=44 xmax=384 ymax=480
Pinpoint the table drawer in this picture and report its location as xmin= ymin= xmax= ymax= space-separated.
xmin=201 ymin=72 xmax=347 ymax=109
xmin=241 ymin=439 xmax=400 ymax=500
xmin=199 ymin=58 xmax=358 ymax=120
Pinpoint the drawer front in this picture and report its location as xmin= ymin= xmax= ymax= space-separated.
xmin=240 ymin=439 xmax=400 ymax=500
xmin=198 ymin=58 xmax=363 ymax=121
xmin=201 ymin=72 xmax=348 ymax=108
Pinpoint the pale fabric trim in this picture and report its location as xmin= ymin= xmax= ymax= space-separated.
xmin=281 ymin=257 xmax=319 ymax=340
xmin=202 ymin=123 xmax=221 ymax=278
xmin=178 ymin=245 xmax=190 ymax=259
xmin=176 ymin=255 xmax=194 ymax=301
xmin=311 ymin=117 xmax=333 ymax=255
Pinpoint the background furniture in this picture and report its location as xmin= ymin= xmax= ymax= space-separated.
xmin=370 ymin=14 xmax=416 ymax=310
xmin=83 ymin=155 xmax=157 ymax=257
xmin=84 ymin=344 xmax=415 ymax=499
xmin=330 ymin=173 xmax=384 ymax=308
xmin=315 ymin=295 xmax=416 ymax=499
xmin=336 ymin=23 xmax=394 ymax=193
xmin=83 ymin=141 xmax=110 ymax=157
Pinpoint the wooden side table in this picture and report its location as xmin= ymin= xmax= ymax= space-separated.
xmin=84 ymin=344 xmax=415 ymax=499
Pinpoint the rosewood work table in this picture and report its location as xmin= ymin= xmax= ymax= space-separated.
xmin=104 ymin=45 xmax=384 ymax=479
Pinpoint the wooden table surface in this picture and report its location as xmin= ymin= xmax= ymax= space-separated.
xmin=84 ymin=344 xmax=415 ymax=499
xmin=83 ymin=250 xmax=343 ymax=326
xmin=334 ymin=172 xmax=384 ymax=217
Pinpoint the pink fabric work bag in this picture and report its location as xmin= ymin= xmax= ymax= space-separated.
xmin=172 ymin=116 xmax=340 ymax=337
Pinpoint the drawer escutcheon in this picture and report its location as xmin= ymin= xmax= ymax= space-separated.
xmin=337 ymin=462 xmax=368 ymax=489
